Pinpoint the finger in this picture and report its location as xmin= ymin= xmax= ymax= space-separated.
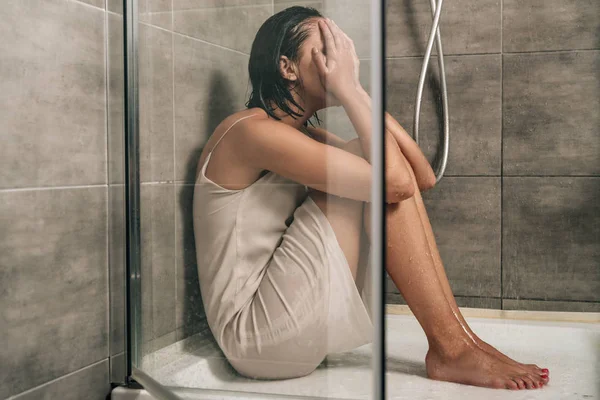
xmin=320 ymin=19 xmax=339 ymax=51
xmin=348 ymin=36 xmax=357 ymax=53
xmin=328 ymin=19 xmax=349 ymax=48
xmin=317 ymin=19 xmax=336 ymax=56
xmin=323 ymin=18 xmax=340 ymax=49
xmin=312 ymin=47 xmax=328 ymax=76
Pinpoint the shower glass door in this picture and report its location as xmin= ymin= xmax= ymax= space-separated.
xmin=124 ymin=0 xmax=387 ymax=398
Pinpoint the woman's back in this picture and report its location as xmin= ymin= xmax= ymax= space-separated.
xmin=192 ymin=113 xmax=308 ymax=346
xmin=193 ymin=113 xmax=372 ymax=379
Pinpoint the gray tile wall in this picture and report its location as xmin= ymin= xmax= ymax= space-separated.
xmin=1 ymin=0 xmax=117 ymax=398
xmin=381 ymin=0 xmax=600 ymax=311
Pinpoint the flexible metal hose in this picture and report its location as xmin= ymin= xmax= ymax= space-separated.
xmin=413 ymin=0 xmax=450 ymax=183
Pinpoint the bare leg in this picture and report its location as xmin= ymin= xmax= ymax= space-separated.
xmin=361 ymin=156 xmax=547 ymax=390
xmin=307 ymin=139 xmax=370 ymax=281
xmin=397 ymin=154 xmax=548 ymax=381
xmin=313 ymin=140 xmax=545 ymax=390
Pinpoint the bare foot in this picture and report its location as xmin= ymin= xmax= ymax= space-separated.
xmin=470 ymin=333 xmax=549 ymax=383
xmin=425 ymin=341 xmax=547 ymax=390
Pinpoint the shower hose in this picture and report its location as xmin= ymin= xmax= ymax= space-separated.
xmin=413 ymin=0 xmax=450 ymax=183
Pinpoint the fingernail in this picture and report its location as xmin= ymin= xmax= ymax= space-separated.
xmin=312 ymin=48 xmax=318 ymax=54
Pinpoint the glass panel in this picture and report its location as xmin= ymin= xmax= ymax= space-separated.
xmin=382 ymin=0 xmax=599 ymax=398
xmin=130 ymin=0 xmax=385 ymax=398
xmin=107 ymin=2 xmax=127 ymax=384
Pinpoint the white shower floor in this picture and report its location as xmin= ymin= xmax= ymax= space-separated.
xmin=141 ymin=308 xmax=600 ymax=400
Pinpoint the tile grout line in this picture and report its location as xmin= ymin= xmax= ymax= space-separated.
xmin=138 ymin=21 xmax=249 ymax=56
xmin=69 ymin=0 xmax=105 ymax=12
xmin=366 ymin=47 xmax=600 ymax=62
xmin=0 ymin=184 xmax=109 ymax=193
xmin=103 ymin=4 xmax=113 ymax=365
xmin=4 ymin=174 xmax=596 ymax=193
xmin=500 ymin=0 xmax=504 ymax=310
xmin=171 ymin=0 xmax=179 ymax=345
xmin=104 ymin=4 xmax=110 ymax=187
xmin=172 ymin=2 xmax=274 ymax=13
xmin=8 ymin=358 xmax=108 ymax=399
xmin=167 ymin=175 xmax=600 ymax=186
xmin=388 ymin=294 xmax=600 ymax=305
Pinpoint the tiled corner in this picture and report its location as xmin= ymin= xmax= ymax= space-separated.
xmin=386 ymin=55 xmax=502 ymax=175
xmin=386 ymin=0 xmax=501 ymax=57
xmin=503 ymin=0 xmax=600 ymax=52
xmin=175 ymin=184 xmax=206 ymax=340
xmin=503 ymin=177 xmax=600 ymax=302
xmin=108 ymin=12 xmax=125 ymax=185
xmin=110 ymin=352 xmax=126 ymax=384
xmin=106 ymin=0 xmax=121 ymax=14
xmin=173 ymin=4 xmax=272 ymax=54
xmin=503 ymin=299 xmax=600 ymax=313
xmin=173 ymin=35 xmax=250 ymax=182
xmin=139 ymin=24 xmax=175 ymax=183
xmin=140 ymin=331 xmax=178 ymax=367
xmin=11 ymin=360 xmax=110 ymax=400
xmin=140 ymin=184 xmax=176 ymax=347
xmin=76 ymin=0 xmax=105 ymax=9
xmin=0 ymin=0 xmax=106 ymax=189
xmin=109 ymin=185 xmax=126 ymax=357
xmin=0 ymin=188 xmax=108 ymax=399
xmin=139 ymin=0 xmax=173 ymax=30
xmin=503 ymin=51 xmax=600 ymax=175
xmin=107 ymin=0 xmax=173 ymax=24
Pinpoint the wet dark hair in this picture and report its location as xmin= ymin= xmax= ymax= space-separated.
xmin=246 ymin=6 xmax=323 ymax=126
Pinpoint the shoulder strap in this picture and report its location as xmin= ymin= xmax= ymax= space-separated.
xmin=208 ymin=113 xmax=259 ymax=155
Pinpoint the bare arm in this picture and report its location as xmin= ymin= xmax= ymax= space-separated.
xmin=305 ymin=125 xmax=348 ymax=148
xmin=384 ymin=111 xmax=436 ymax=191
xmin=305 ymin=106 xmax=435 ymax=191
xmin=336 ymin=87 xmax=415 ymax=201
xmin=353 ymin=88 xmax=437 ymax=191
xmin=234 ymin=119 xmax=411 ymax=204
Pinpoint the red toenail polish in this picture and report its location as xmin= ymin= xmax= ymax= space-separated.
xmin=542 ymin=368 xmax=549 ymax=373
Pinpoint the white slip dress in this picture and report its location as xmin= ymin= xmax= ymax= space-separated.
xmin=192 ymin=114 xmax=374 ymax=379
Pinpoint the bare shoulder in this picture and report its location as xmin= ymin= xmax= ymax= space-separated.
xmin=234 ymin=113 xmax=313 ymax=152
xmin=198 ymin=109 xmax=267 ymax=164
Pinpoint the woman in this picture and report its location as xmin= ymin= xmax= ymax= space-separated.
xmin=192 ymin=6 xmax=549 ymax=390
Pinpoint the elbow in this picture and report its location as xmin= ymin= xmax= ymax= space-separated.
xmin=385 ymin=177 xmax=415 ymax=203
xmin=419 ymin=174 xmax=437 ymax=192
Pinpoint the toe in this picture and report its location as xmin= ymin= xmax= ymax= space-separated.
xmin=538 ymin=376 xmax=548 ymax=387
xmin=530 ymin=373 xmax=544 ymax=388
xmin=513 ymin=377 xmax=526 ymax=390
xmin=522 ymin=375 xmax=536 ymax=389
xmin=506 ymin=378 xmax=519 ymax=390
